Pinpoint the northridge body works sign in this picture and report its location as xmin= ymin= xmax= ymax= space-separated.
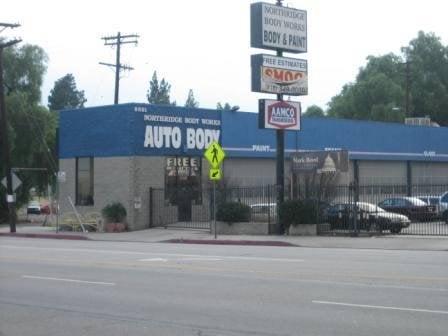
xmin=134 ymin=106 xmax=221 ymax=156
xmin=251 ymin=2 xmax=307 ymax=54
xmin=251 ymin=54 xmax=308 ymax=95
xmin=259 ymin=99 xmax=301 ymax=130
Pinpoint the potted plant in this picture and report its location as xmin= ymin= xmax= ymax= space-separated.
xmin=101 ymin=202 xmax=127 ymax=232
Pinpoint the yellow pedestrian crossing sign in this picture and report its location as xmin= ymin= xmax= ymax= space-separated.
xmin=204 ymin=141 xmax=225 ymax=168
xmin=209 ymin=168 xmax=222 ymax=181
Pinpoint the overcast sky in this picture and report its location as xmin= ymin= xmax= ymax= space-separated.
xmin=2 ymin=0 xmax=448 ymax=112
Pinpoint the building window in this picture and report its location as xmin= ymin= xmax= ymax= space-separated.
xmin=76 ymin=157 xmax=94 ymax=206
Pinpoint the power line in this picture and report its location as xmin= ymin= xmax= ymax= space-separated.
xmin=0 ymin=22 xmax=20 ymax=33
xmin=99 ymin=32 xmax=139 ymax=104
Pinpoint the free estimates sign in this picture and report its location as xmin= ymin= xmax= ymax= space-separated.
xmin=251 ymin=2 xmax=307 ymax=53
xmin=251 ymin=54 xmax=307 ymax=95
xmin=259 ymin=99 xmax=301 ymax=130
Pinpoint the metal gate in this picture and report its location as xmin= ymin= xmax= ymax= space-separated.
xmin=149 ymin=187 xmax=211 ymax=230
xmin=148 ymin=185 xmax=278 ymax=231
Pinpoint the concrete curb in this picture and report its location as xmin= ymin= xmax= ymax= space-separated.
xmin=0 ymin=232 xmax=89 ymax=240
xmin=162 ymin=239 xmax=298 ymax=247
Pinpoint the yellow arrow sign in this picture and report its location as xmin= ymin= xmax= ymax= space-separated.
xmin=204 ymin=141 xmax=225 ymax=168
xmin=209 ymin=168 xmax=222 ymax=181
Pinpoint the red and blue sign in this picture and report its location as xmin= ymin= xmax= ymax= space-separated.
xmin=258 ymin=99 xmax=301 ymax=130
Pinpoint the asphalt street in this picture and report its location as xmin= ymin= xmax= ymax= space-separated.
xmin=1 ymin=237 xmax=447 ymax=336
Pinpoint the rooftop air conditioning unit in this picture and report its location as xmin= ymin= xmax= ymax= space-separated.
xmin=405 ymin=117 xmax=432 ymax=126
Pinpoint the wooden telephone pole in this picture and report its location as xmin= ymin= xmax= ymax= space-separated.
xmin=100 ymin=32 xmax=139 ymax=104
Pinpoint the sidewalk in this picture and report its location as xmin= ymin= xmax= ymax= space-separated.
xmin=1 ymin=223 xmax=448 ymax=251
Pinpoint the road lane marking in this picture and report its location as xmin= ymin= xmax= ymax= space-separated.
xmin=152 ymin=253 xmax=304 ymax=263
xmin=178 ymin=258 xmax=223 ymax=261
xmin=304 ymin=279 xmax=448 ymax=292
xmin=139 ymin=257 xmax=223 ymax=262
xmin=312 ymin=300 xmax=448 ymax=315
xmin=22 ymin=275 xmax=115 ymax=286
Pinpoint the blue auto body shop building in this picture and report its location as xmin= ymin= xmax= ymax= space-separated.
xmin=59 ymin=103 xmax=448 ymax=230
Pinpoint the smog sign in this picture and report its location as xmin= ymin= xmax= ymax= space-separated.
xmin=258 ymin=99 xmax=301 ymax=130
xmin=251 ymin=2 xmax=307 ymax=53
xmin=251 ymin=54 xmax=307 ymax=95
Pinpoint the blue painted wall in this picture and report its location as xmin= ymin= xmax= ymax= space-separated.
xmin=221 ymin=111 xmax=448 ymax=162
xmin=59 ymin=103 xmax=221 ymax=159
xmin=59 ymin=103 xmax=448 ymax=162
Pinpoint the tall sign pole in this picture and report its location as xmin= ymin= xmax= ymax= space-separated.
xmin=0 ymin=23 xmax=21 ymax=233
xmin=276 ymin=0 xmax=284 ymax=232
xmin=250 ymin=1 xmax=308 ymax=234
xmin=276 ymin=48 xmax=285 ymax=233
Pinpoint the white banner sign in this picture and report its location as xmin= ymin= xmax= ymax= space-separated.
xmin=251 ymin=2 xmax=307 ymax=53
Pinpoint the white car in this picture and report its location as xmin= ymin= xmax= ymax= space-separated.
xmin=27 ymin=201 xmax=41 ymax=215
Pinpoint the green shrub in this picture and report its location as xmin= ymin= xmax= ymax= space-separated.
xmin=101 ymin=202 xmax=127 ymax=223
xmin=216 ymin=202 xmax=250 ymax=224
xmin=279 ymin=200 xmax=318 ymax=228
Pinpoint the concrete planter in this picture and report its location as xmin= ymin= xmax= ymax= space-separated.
xmin=288 ymin=224 xmax=317 ymax=236
xmin=211 ymin=221 xmax=269 ymax=235
xmin=104 ymin=222 xmax=127 ymax=233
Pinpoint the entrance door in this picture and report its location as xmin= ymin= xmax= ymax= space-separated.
xmin=177 ymin=186 xmax=193 ymax=222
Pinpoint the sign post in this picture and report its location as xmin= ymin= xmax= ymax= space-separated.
xmin=204 ymin=141 xmax=226 ymax=239
xmin=251 ymin=0 xmax=308 ymax=234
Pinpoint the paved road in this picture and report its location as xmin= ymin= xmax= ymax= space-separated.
xmin=1 ymin=237 xmax=447 ymax=336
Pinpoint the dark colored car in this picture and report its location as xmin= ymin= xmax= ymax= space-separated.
xmin=378 ymin=197 xmax=437 ymax=222
xmin=443 ymin=209 xmax=448 ymax=224
xmin=326 ymin=202 xmax=410 ymax=233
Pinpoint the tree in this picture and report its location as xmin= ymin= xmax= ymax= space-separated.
xmin=1 ymin=43 xmax=55 ymax=222
xmin=402 ymin=31 xmax=448 ymax=125
xmin=48 ymin=73 xmax=86 ymax=111
xmin=327 ymin=53 xmax=405 ymax=122
xmin=184 ymin=89 xmax=199 ymax=108
xmin=3 ymin=44 xmax=48 ymax=104
xmin=327 ymin=31 xmax=448 ymax=125
xmin=303 ymin=105 xmax=325 ymax=117
xmin=216 ymin=102 xmax=232 ymax=111
xmin=146 ymin=71 xmax=175 ymax=105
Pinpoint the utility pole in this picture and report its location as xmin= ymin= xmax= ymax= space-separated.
xmin=405 ymin=60 xmax=411 ymax=117
xmin=100 ymin=32 xmax=139 ymax=104
xmin=0 ymin=23 xmax=21 ymax=233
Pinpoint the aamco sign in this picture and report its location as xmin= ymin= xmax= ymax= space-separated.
xmin=258 ymin=99 xmax=301 ymax=130
xmin=251 ymin=2 xmax=307 ymax=53
xmin=251 ymin=54 xmax=307 ymax=95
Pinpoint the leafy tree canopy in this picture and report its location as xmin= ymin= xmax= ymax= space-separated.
xmin=327 ymin=31 xmax=448 ymax=126
xmin=303 ymin=105 xmax=325 ymax=117
xmin=48 ymin=73 xmax=86 ymax=111
xmin=146 ymin=71 xmax=176 ymax=105
xmin=1 ymin=43 xmax=55 ymax=222
xmin=3 ymin=43 xmax=48 ymax=104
